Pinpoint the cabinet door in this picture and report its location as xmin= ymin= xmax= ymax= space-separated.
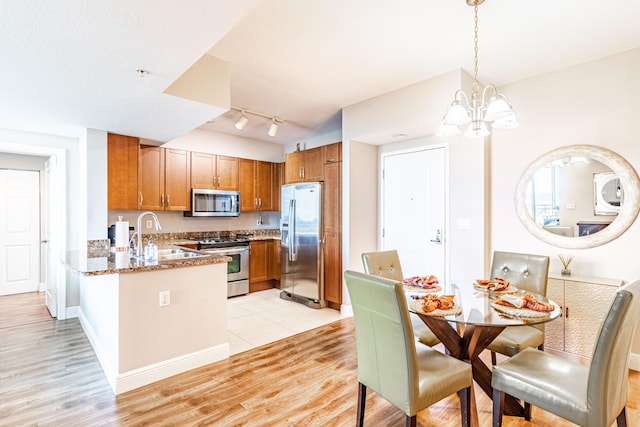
xmin=139 ymin=145 xmax=165 ymax=211
xmin=273 ymin=162 xmax=283 ymax=211
xmin=284 ymin=151 xmax=303 ymax=184
xmin=239 ymin=158 xmax=257 ymax=212
xmin=323 ymin=231 xmax=341 ymax=304
xmin=107 ymin=133 xmax=139 ymax=210
xmin=324 ymin=142 xmax=342 ymax=163
xmin=249 ymin=240 xmax=269 ymax=283
xmin=191 ymin=152 xmax=215 ymax=189
xmin=256 ymin=161 xmax=273 ymax=211
xmin=303 ymin=147 xmax=324 ymax=181
xmin=544 ymin=278 xmax=565 ymax=352
xmin=216 ymin=155 xmax=239 ymax=191
xmin=271 ymin=240 xmax=281 ymax=282
xmin=564 ymin=280 xmax=616 ymax=359
xmin=323 ymin=160 xmax=342 ymax=305
xmin=164 ymin=148 xmax=191 ymax=211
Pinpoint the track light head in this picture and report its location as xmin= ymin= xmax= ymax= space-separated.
xmin=235 ymin=111 xmax=248 ymax=130
xmin=268 ymin=119 xmax=279 ymax=137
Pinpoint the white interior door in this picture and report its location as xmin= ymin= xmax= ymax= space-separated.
xmin=0 ymin=169 xmax=40 ymax=295
xmin=382 ymin=147 xmax=446 ymax=281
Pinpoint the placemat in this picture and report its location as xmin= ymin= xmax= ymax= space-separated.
xmin=490 ymin=302 xmax=551 ymax=318
xmin=410 ymin=299 xmax=462 ymax=317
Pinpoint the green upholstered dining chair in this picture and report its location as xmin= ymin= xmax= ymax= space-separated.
xmin=344 ymin=270 xmax=472 ymax=427
xmin=361 ymin=250 xmax=440 ymax=347
xmin=492 ymin=278 xmax=640 ymax=427
xmin=486 ymin=251 xmax=550 ymax=365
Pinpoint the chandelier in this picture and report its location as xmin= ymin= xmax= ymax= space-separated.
xmin=438 ymin=0 xmax=519 ymax=137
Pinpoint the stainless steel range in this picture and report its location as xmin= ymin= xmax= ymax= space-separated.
xmin=198 ymin=237 xmax=250 ymax=297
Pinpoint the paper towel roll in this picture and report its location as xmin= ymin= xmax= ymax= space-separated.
xmin=115 ymin=220 xmax=129 ymax=250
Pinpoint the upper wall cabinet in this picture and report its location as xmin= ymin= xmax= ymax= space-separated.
xmin=139 ymin=146 xmax=191 ymax=211
xmin=191 ymin=152 xmax=239 ymax=191
xmin=239 ymin=159 xmax=276 ymax=211
xmin=284 ymin=146 xmax=324 ymax=184
xmin=108 ymin=133 xmax=139 ymax=210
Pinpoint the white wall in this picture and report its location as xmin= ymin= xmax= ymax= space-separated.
xmin=163 ymin=128 xmax=285 ymax=162
xmin=491 ymin=47 xmax=640 ymax=279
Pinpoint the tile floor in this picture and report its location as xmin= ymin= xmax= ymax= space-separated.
xmin=226 ymin=288 xmax=348 ymax=355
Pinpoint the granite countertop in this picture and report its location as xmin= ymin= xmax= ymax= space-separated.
xmin=63 ymin=247 xmax=230 ymax=277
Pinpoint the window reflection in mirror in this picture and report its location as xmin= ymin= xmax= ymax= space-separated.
xmin=594 ymin=172 xmax=622 ymax=215
xmin=525 ymin=157 xmax=617 ymax=237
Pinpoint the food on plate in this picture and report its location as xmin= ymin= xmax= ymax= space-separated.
xmin=402 ymin=275 xmax=439 ymax=289
xmin=494 ymin=292 xmax=554 ymax=312
xmin=475 ymin=277 xmax=510 ymax=292
xmin=420 ymin=293 xmax=455 ymax=312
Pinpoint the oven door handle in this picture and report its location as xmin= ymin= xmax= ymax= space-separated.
xmin=203 ymin=246 xmax=249 ymax=254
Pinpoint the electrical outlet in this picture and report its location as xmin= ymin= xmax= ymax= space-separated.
xmin=159 ymin=291 xmax=171 ymax=307
xmin=146 ymin=219 xmax=153 ymax=229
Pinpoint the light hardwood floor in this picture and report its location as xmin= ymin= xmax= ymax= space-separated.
xmin=1 ymin=291 xmax=639 ymax=426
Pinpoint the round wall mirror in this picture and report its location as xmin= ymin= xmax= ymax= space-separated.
xmin=515 ymin=145 xmax=640 ymax=249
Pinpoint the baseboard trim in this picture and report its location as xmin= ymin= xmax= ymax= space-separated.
xmin=78 ymin=308 xmax=230 ymax=394
xmin=66 ymin=305 xmax=80 ymax=319
xmin=114 ymin=344 xmax=230 ymax=395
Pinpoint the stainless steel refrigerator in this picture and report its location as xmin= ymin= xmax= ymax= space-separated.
xmin=280 ymin=182 xmax=324 ymax=308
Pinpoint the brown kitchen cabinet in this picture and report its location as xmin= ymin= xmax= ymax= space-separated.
xmin=239 ymin=159 xmax=275 ymax=211
xmin=249 ymin=239 xmax=277 ymax=292
xmin=191 ymin=152 xmax=239 ymax=191
xmin=284 ymin=146 xmax=324 ymax=183
xmin=139 ymin=145 xmax=191 ymax=211
xmin=107 ymin=133 xmax=139 ymax=210
xmin=273 ymin=162 xmax=283 ymax=211
xmin=322 ymin=144 xmax=342 ymax=308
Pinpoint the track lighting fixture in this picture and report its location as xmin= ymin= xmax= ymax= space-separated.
xmin=268 ymin=119 xmax=279 ymax=137
xmin=235 ymin=110 xmax=248 ymax=130
xmin=230 ymin=106 xmax=284 ymax=138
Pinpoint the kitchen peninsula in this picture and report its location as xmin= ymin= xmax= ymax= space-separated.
xmin=64 ymin=246 xmax=230 ymax=395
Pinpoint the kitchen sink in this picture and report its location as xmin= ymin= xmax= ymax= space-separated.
xmin=132 ymin=247 xmax=209 ymax=262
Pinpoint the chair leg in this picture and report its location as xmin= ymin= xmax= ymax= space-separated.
xmin=357 ymin=382 xmax=366 ymax=427
xmin=405 ymin=415 xmax=416 ymax=427
xmin=492 ymin=388 xmax=504 ymax=427
xmin=617 ymin=406 xmax=627 ymax=427
xmin=491 ymin=350 xmax=497 ymax=365
xmin=458 ymin=386 xmax=471 ymax=427
xmin=524 ymin=401 xmax=531 ymax=421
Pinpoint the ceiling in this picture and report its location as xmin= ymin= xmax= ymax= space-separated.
xmin=2 ymin=1 xmax=640 ymax=146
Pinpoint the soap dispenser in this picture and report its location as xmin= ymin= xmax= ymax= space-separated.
xmin=144 ymin=237 xmax=158 ymax=261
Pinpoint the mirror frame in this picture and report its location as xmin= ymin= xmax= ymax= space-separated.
xmin=515 ymin=145 xmax=640 ymax=249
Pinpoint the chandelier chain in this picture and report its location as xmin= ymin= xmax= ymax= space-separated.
xmin=472 ymin=0 xmax=480 ymax=100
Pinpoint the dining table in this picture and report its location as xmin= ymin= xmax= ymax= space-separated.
xmin=406 ymin=281 xmax=561 ymax=427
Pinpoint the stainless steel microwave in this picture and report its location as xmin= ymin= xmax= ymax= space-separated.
xmin=184 ymin=189 xmax=240 ymax=217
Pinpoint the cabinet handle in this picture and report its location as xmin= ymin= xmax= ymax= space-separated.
xmin=565 ymin=307 xmax=569 ymax=318
xmin=258 ymin=198 xmax=262 ymax=209
xmin=166 ymin=194 xmax=170 ymax=207
xmin=161 ymin=194 xmax=164 ymax=207
xmin=216 ymin=175 xmax=220 ymax=186
xmin=255 ymin=198 xmax=258 ymax=209
xmin=139 ymin=192 xmax=143 ymax=206
xmin=301 ymin=167 xmax=305 ymax=180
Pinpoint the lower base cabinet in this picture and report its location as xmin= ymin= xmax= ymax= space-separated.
xmin=249 ymin=240 xmax=279 ymax=292
xmin=545 ymin=274 xmax=622 ymax=363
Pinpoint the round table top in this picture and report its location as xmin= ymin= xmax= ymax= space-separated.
xmin=407 ymin=281 xmax=561 ymax=327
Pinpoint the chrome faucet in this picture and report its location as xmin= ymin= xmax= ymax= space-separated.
xmin=136 ymin=211 xmax=162 ymax=257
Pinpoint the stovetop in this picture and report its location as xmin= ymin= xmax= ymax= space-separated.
xmin=198 ymin=236 xmax=250 ymax=249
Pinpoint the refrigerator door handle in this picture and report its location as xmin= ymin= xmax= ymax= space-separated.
xmin=289 ymin=199 xmax=298 ymax=262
